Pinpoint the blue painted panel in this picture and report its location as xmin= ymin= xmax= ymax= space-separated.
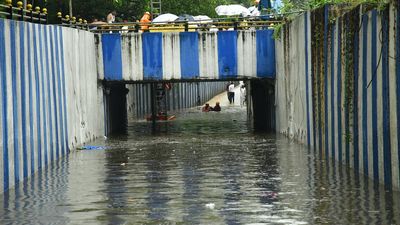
xmin=27 ymin=24 xmax=35 ymax=175
xmin=362 ymin=14 xmax=369 ymax=176
xmin=304 ymin=13 xmax=311 ymax=147
xmin=50 ymin=27 xmax=60 ymax=161
xmin=10 ymin=21 xmax=20 ymax=184
xmin=39 ymin=25 xmax=49 ymax=168
xmin=344 ymin=17 xmax=350 ymax=165
xmin=102 ymin=34 xmax=123 ymax=80
xmin=323 ymin=5 xmax=329 ymax=160
xmin=54 ymin=27 xmax=62 ymax=159
xmin=142 ymin=32 xmax=163 ymax=80
xmin=371 ymin=10 xmax=379 ymax=181
xmin=44 ymin=25 xmax=52 ymax=166
xmin=59 ymin=27 xmax=69 ymax=155
xmin=381 ymin=10 xmax=391 ymax=188
xmin=337 ymin=19 xmax=342 ymax=163
xmin=396 ymin=0 xmax=400 ymax=185
xmin=19 ymin=23 xmax=28 ymax=178
xmin=217 ymin=31 xmax=237 ymax=78
xmin=19 ymin=22 xmax=28 ymax=179
xmin=330 ymin=22 xmax=335 ymax=160
xmin=0 ymin=19 xmax=10 ymax=192
xmin=353 ymin=14 xmax=360 ymax=173
xmin=34 ymin=25 xmax=42 ymax=169
xmin=256 ymin=30 xmax=275 ymax=78
xmin=180 ymin=32 xmax=199 ymax=79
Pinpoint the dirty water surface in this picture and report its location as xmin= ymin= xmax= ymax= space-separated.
xmin=0 ymin=106 xmax=399 ymax=225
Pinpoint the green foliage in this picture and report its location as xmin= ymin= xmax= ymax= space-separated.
xmin=272 ymin=23 xmax=283 ymax=39
xmin=44 ymin=0 xmax=151 ymax=23
xmin=278 ymin=0 xmax=389 ymax=13
xmin=161 ymin=0 xmax=239 ymax=18
xmin=43 ymin=0 xmax=257 ymax=23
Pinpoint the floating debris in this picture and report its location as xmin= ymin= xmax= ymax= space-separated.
xmin=205 ymin=203 xmax=215 ymax=209
xmin=77 ymin=146 xmax=107 ymax=151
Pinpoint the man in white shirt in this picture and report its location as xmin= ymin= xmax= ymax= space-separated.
xmin=228 ymin=82 xmax=235 ymax=104
xmin=240 ymin=85 xmax=246 ymax=107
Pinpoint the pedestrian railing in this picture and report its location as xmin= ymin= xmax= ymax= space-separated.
xmin=80 ymin=19 xmax=279 ymax=33
xmin=57 ymin=12 xmax=89 ymax=30
xmin=0 ymin=0 xmax=47 ymax=24
xmin=0 ymin=0 xmax=282 ymax=33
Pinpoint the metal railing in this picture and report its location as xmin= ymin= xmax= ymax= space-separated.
xmin=91 ymin=20 xmax=277 ymax=33
xmin=57 ymin=12 xmax=89 ymax=30
xmin=61 ymin=17 xmax=280 ymax=33
xmin=0 ymin=0 xmax=283 ymax=33
xmin=0 ymin=1 xmax=47 ymax=24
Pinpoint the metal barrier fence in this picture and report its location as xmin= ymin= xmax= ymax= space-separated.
xmin=0 ymin=0 xmax=47 ymax=24
xmin=63 ymin=19 xmax=279 ymax=33
xmin=0 ymin=0 xmax=282 ymax=32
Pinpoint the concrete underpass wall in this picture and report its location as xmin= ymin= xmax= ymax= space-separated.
xmin=63 ymin=27 xmax=105 ymax=149
xmin=275 ymin=14 xmax=311 ymax=143
xmin=0 ymin=18 xmax=104 ymax=192
xmin=276 ymin=3 xmax=400 ymax=189
xmin=127 ymin=82 xmax=226 ymax=120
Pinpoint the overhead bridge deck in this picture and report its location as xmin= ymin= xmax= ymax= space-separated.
xmin=99 ymin=30 xmax=276 ymax=82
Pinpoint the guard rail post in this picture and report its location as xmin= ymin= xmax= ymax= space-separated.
xmin=135 ymin=23 xmax=140 ymax=33
xmin=42 ymin=8 xmax=47 ymax=24
xmin=57 ymin=12 xmax=62 ymax=24
xmin=17 ymin=1 xmax=24 ymax=21
xmin=184 ymin=21 xmax=189 ymax=32
xmin=27 ymin=4 xmax=33 ymax=22
xmin=6 ymin=0 xmax=13 ymax=20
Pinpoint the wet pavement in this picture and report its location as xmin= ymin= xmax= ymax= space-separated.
xmin=0 ymin=104 xmax=399 ymax=225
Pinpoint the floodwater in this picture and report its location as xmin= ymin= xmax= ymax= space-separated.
xmin=0 ymin=106 xmax=399 ymax=225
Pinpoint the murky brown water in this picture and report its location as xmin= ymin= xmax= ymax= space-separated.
xmin=0 ymin=106 xmax=399 ymax=225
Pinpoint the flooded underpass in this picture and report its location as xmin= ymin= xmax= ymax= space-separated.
xmin=0 ymin=106 xmax=399 ymax=225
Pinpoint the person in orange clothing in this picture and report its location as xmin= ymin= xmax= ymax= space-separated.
xmin=140 ymin=12 xmax=151 ymax=32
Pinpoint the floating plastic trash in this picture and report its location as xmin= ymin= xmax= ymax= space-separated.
xmin=77 ymin=146 xmax=107 ymax=151
xmin=205 ymin=203 xmax=215 ymax=209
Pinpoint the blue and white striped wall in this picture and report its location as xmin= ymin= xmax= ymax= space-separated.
xmin=276 ymin=4 xmax=400 ymax=190
xmin=0 ymin=18 xmax=105 ymax=193
xmin=101 ymin=30 xmax=276 ymax=81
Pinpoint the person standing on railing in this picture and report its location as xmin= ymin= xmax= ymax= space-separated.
xmin=140 ymin=12 xmax=151 ymax=32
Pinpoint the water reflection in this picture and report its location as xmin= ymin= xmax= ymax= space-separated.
xmin=0 ymin=107 xmax=399 ymax=224
xmin=104 ymin=147 xmax=129 ymax=225
xmin=181 ymin=143 xmax=204 ymax=224
xmin=220 ymin=147 xmax=243 ymax=225
xmin=144 ymin=145 xmax=171 ymax=222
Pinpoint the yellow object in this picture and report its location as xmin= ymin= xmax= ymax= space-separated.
xmin=78 ymin=18 xmax=82 ymax=23
xmin=35 ymin=6 xmax=40 ymax=13
xmin=57 ymin=12 xmax=62 ymax=18
xmin=83 ymin=20 xmax=88 ymax=24
xmin=17 ymin=1 xmax=23 ymax=8
xmin=5 ymin=0 xmax=12 ymax=7
xmin=26 ymin=4 xmax=32 ymax=10
xmin=65 ymin=15 xmax=70 ymax=21
xmin=42 ymin=8 xmax=47 ymax=14
xmin=149 ymin=24 xmax=198 ymax=32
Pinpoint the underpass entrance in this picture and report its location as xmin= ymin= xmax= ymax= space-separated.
xmin=103 ymin=79 xmax=276 ymax=135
